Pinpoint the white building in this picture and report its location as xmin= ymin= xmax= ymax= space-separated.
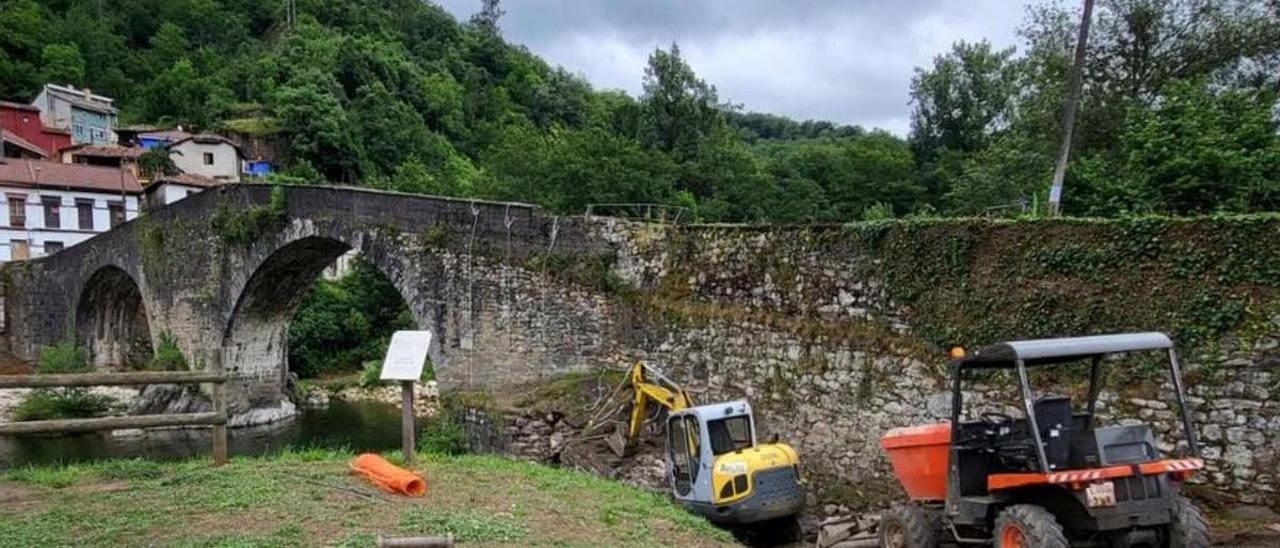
xmin=144 ymin=173 xmax=220 ymax=208
xmin=169 ymin=134 xmax=242 ymax=182
xmin=0 ymin=159 xmax=141 ymax=261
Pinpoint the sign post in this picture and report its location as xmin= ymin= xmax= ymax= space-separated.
xmin=381 ymin=331 xmax=433 ymax=466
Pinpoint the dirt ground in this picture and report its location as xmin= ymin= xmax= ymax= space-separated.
xmin=0 ymin=352 xmax=33 ymax=375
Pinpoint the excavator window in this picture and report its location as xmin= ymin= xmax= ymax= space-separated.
xmin=708 ymin=416 xmax=753 ymax=455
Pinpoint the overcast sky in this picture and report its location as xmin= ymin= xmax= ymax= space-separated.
xmin=434 ymin=0 xmax=1029 ymax=135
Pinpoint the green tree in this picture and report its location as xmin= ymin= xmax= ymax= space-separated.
xmin=270 ymin=70 xmax=361 ymax=182
xmin=909 ymin=41 xmax=1021 ymax=161
xmin=638 ymin=44 xmax=725 ymax=165
xmin=1071 ymin=80 xmax=1280 ymax=215
xmin=0 ymin=0 xmax=48 ymax=97
xmin=39 ymin=43 xmax=86 ymax=87
xmin=288 ymin=256 xmax=414 ymax=378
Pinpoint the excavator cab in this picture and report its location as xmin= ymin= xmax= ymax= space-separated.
xmin=666 ymin=401 xmax=805 ymax=524
xmin=627 ymin=363 xmax=806 ymax=525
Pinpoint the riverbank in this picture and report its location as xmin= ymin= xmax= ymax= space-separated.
xmin=0 ymin=449 xmax=734 ymax=547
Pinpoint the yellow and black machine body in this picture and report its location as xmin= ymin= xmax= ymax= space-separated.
xmin=627 ymin=363 xmax=806 ymax=525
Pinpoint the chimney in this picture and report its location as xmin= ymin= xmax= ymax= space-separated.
xmin=83 ymin=88 xmax=92 ymax=100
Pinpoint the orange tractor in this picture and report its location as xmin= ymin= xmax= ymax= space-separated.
xmin=879 ymin=333 xmax=1209 ymax=547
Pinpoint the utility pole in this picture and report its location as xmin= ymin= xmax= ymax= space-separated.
xmin=1047 ymin=0 xmax=1095 ymax=217
xmin=285 ymin=0 xmax=296 ymax=30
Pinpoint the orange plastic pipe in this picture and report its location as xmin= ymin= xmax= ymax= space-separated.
xmin=349 ymin=453 xmax=427 ymax=497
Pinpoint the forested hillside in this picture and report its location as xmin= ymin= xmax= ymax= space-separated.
xmin=1 ymin=0 xmax=1277 ymax=221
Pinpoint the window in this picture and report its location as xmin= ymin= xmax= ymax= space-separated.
xmin=203 ymin=152 xmax=214 ymax=165
xmin=668 ymin=416 xmax=693 ymax=495
xmin=11 ymin=240 xmax=29 ymax=261
xmin=42 ymin=197 xmax=61 ymax=229
xmin=108 ymin=202 xmax=125 ymax=228
xmin=77 ymin=199 xmax=94 ymax=230
xmin=7 ymin=195 xmax=26 ymax=227
xmin=708 ymin=415 xmax=754 ymax=456
xmin=44 ymin=241 xmax=63 ymax=254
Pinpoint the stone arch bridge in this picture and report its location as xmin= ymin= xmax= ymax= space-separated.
xmin=2 ymin=185 xmax=632 ymax=422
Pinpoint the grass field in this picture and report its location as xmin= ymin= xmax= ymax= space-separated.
xmin=0 ymin=449 xmax=736 ymax=547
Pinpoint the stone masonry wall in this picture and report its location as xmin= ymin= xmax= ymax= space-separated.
xmin=595 ymin=218 xmax=1280 ymax=508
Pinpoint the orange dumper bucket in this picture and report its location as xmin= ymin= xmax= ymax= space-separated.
xmin=880 ymin=422 xmax=951 ymax=501
xmin=348 ymin=453 xmax=427 ymax=497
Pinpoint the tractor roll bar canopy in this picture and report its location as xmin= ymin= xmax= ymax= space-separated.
xmin=958 ymin=332 xmax=1173 ymax=369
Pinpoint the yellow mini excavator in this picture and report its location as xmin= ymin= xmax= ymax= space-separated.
xmin=625 ymin=362 xmax=807 ymax=526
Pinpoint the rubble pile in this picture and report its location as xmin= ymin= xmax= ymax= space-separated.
xmin=814 ymin=513 xmax=879 ymax=548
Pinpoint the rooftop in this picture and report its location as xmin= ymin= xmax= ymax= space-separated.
xmin=0 ymin=100 xmax=40 ymax=113
xmin=139 ymin=129 xmax=192 ymax=142
xmin=0 ymin=159 xmax=142 ymax=194
xmin=1 ymin=129 xmax=50 ymax=158
xmin=151 ymin=172 xmax=221 ymax=189
xmin=62 ymin=144 xmax=147 ymax=159
xmin=43 ymin=84 xmax=118 ymax=115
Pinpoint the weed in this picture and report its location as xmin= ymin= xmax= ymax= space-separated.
xmin=417 ymin=415 xmax=467 ymax=456
xmin=212 ymin=186 xmax=287 ymax=244
xmin=36 ymin=339 xmax=91 ymax=374
xmin=399 ymin=508 xmax=528 ymax=542
xmin=96 ymin=459 xmax=164 ymax=481
xmin=4 ymin=464 xmax=90 ymax=488
xmin=12 ymin=388 xmax=115 ymax=421
xmin=357 ymin=360 xmax=383 ymax=389
xmin=142 ymin=331 xmax=187 ymax=371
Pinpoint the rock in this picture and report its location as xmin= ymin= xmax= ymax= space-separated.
xmin=817 ymin=520 xmax=857 ymax=547
xmin=303 ymin=389 xmax=329 ymax=408
xmin=227 ymin=399 xmax=298 ymax=427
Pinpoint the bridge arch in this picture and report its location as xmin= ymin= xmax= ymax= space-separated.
xmin=76 ymin=265 xmax=154 ymax=370
xmin=220 ymin=231 xmax=435 ymax=410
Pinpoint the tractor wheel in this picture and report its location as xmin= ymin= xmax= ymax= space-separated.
xmin=878 ymin=503 xmax=938 ymax=548
xmin=1168 ymin=495 xmax=1210 ymax=548
xmin=993 ymin=505 xmax=1067 ymax=548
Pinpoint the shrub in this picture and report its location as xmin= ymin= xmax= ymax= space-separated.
xmin=36 ymin=339 xmax=91 ymax=374
xmin=143 ymin=332 xmax=187 ymax=371
xmin=12 ymin=388 xmax=114 ymax=421
xmin=357 ymin=360 xmax=383 ymax=389
xmin=212 ymin=185 xmax=287 ymax=244
xmin=418 ymin=414 xmax=467 ymax=456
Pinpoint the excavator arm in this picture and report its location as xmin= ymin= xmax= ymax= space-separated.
xmin=626 ymin=362 xmax=694 ymax=441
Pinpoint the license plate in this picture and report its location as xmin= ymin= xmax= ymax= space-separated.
xmin=1086 ymin=481 xmax=1116 ymax=508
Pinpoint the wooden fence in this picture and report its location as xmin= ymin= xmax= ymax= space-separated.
xmin=0 ymin=371 xmax=228 ymax=464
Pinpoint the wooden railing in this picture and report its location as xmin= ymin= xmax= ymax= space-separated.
xmin=0 ymin=371 xmax=228 ymax=465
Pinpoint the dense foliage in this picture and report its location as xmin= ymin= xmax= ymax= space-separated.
xmin=909 ymin=1 xmax=1280 ymax=216
xmin=287 ymin=256 xmax=414 ymax=378
xmin=7 ymin=0 xmax=1272 ymax=220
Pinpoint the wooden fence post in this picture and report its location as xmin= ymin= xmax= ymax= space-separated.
xmin=401 ymin=381 xmax=415 ymax=465
xmin=212 ymin=379 xmax=228 ymax=466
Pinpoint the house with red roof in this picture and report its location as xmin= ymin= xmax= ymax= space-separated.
xmin=0 ymin=101 xmax=72 ymax=158
xmin=0 ymin=159 xmax=141 ymax=261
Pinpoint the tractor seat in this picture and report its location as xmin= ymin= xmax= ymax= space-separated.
xmin=1034 ymin=396 xmax=1072 ymax=469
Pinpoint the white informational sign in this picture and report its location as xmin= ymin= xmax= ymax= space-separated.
xmin=380 ymin=330 xmax=433 ymax=381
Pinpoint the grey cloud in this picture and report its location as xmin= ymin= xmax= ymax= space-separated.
xmin=434 ymin=0 xmax=1026 ymax=134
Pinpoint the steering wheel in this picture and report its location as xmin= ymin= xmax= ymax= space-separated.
xmin=981 ymin=412 xmax=1014 ymax=426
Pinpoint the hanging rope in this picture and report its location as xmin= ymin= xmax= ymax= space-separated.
xmin=502 ymin=205 xmax=515 ymax=348
xmin=464 ymin=202 xmax=480 ymax=388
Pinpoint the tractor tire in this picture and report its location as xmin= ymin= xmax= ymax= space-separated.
xmin=878 ymin=503 xmax=938 ymax=548
xmin=993 ymin=505 xmax=1068 ymax=548
xmin=1168 ymin=495 xmax=1210 ymax=548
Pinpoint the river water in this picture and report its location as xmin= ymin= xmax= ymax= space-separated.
xmin=0 ymin=400 xmax=405 ymax=469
